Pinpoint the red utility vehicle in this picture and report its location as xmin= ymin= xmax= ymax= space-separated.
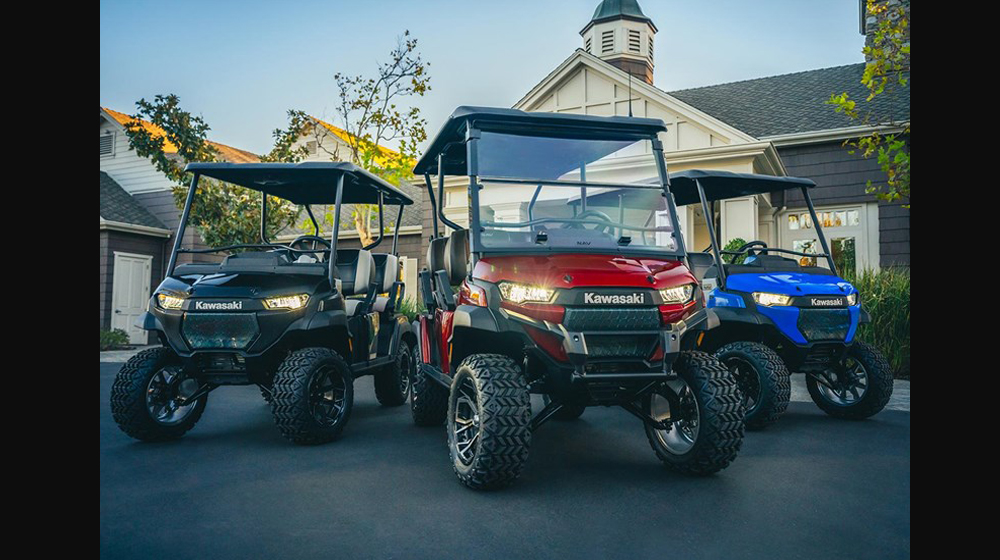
xmin=411 ymin=107 xmax=745 ymax=489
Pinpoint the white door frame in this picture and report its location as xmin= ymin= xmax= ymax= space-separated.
xmin=111 ymin=251 xmax=153 ymax=344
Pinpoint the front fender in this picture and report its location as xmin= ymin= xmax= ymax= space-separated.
xmin=136 ymin=311 xmax=163 ymax=332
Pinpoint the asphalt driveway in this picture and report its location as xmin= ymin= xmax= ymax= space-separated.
xmin=100 ymin=362 xmax=910 ymax=560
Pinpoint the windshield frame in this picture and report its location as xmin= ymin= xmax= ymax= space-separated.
xmin=465 ymin=123 xmax=685 ymax=260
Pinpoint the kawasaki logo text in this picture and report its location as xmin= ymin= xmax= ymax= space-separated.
xmin=583 ymin=293 xmax=645 ymax=305
xmin=810 ymin=298 xmax=843 ymax=307
xmin=195 ymin=301 xmax=243 ymax=310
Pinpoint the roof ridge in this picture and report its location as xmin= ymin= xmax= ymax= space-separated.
xmin=667 ymin=62 xmax=866 ymax=94
xmin=101 ymin=106 xmax=259 ymax=162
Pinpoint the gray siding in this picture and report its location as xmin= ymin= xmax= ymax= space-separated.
xmin=774 ymin=140 xmax=910 ymax=267
xmin=100 ymin=229 xmax=168 ymax=344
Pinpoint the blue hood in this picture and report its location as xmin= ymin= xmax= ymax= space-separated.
xmin=725 ymin=272 xmax=856 ymax=297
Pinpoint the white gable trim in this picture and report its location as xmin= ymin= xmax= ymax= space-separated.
xmin=513 ymin=49 xmax=757 ymax=144
xmin=100 ymin=217 xmax=172 ymax=238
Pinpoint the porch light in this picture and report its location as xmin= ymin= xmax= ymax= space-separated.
xmin=753 ymin=292 xmax=792 ymax=307
xmin=263 ymin=294 xmax=310 ymax=310
xmin=498 ymin=282 xmax=554 ymax=304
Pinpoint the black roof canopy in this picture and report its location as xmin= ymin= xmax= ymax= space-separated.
xmin=184 ymin=162 xmax=414 ymax=206
xmin=667 ymin=169 xmax=815 ymax=207
xmin=413 ymin=106 xmax=669 ymax=176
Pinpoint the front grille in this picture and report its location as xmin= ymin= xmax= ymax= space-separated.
xmin=182 ymin=313 xmax=260 ymax=349
xmin=797 ymin=309 xmax=850 ymax=342
xmin=563 ymin=307 xmax=660 ymax=331
xmin=586 ymin=334 xmax=658 ymax=358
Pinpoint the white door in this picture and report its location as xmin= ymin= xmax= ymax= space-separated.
xmin=778 ymin=203 xmax=879 ymax=273
xmin=111 ymin=252 xmax=153 ymax=344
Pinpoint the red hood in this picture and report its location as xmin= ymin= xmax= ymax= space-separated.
xmin=473 ymin=254 xmax=696 ymax=290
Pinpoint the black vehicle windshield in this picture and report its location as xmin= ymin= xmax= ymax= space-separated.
xmin=475 ymin=131 xmax=678 ymax=254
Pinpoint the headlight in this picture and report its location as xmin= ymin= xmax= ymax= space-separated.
xmin=753 ymin=292 xmax=792 ymax=306
xmin=497 ymin=282 xmax=553 ymax=304
xmin=157 ymin=293 xmax=185 ymax=310
xmin=263 ymin=294 xmax=310 ymax=310
xmin=659 ymin=284 xmax=695 ymax=305
xmin=847 ymin=293 xmax=859 ymax=306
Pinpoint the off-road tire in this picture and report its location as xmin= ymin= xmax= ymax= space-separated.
xmin=271 ymin=348 xmax=353 ymax=445
xmin=410 ymin=343 xmax=449 ymax=426
xmin=542 ymin=394 xmax=586 ymax=421
xmin=374 ymin=342 xmax=412 ymax=407
xmin=715 ymin=341 xmax=790 ymax=430
xmin=644 ymin=351 xmax=744 ymax=475
xmin=807 ymin=341 xmax=893 ymax=420
xmin=448 ymin=354 xmax=531 ymax=490
xmin=110 ymin=347 xmax=207 ymax=442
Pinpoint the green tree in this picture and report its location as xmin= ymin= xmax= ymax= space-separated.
xmin=297 ymin=30 xmax=430 ymax=245
xmin=121 ymin=95 xmax=308 ymax=247
xmin=827 ymin=0 xmax=910 ymax=205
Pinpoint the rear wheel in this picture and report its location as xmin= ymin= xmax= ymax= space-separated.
xmin=715 ymin=342 xmax=790 ymax=430
xmin=807 ymin=341 xmax=893 ymax=420
xmin=644 ymin=351 xmax=745 ymax=475
xmin=542 ymin=394 xmax=586 ymax=421
xmin=374 ymin=341 xmax=413 ymax=406
xmin=271 ymin=348 xmax=353 ymax=445
xmin=110 ymin=347 xmax=207 ymax=442
xmin=448 ymin=354 xmax=531 ymax=490
xmin=410 ymin=342 xmax=449 ymax=426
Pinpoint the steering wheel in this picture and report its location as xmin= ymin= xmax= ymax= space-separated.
xmin=563 ymin=209 xmax=614 ymax=233
xmin=736 ymin=240 xmax=770 ymax=257
xmin=287 ymin=235 xmax=331 ymax=261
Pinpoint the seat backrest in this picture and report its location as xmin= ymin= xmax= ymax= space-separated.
xmin=444 ymin=229 xmax=470 ymax=285
xmin=427 ymin=237 xmax=448 ymax=273
xmin=688 ymin=252 xmax=716 ymax=282
xmin=371 ymin=253 xmax=400 ymax=293
xmin=335 ymin=249 xmax=375 ymax=295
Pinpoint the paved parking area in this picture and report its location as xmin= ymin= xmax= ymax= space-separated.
xmin=100 ymin=362 xmax=910 ymax=560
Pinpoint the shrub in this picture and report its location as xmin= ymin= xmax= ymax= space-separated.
xmin=844 ymin=267 xmax=910 ymax=378
xmin=100 ymin=328 xmax=131 ymax=351
xmin=722 ymin=237 xmax=748 ymax=264
xmin=395 ymin=297 xmax=425 ymax=322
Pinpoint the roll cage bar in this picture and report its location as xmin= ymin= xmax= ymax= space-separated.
xmin=414 ymin=106 xmax=686 ymax=269
xmin=168 ymin=162 xmax=413 ymax=290
xmin=667 ymin=169 xmax=837 ymax=286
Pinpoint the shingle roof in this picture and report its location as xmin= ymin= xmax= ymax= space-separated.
xmin=100 ymin=171 xmax=167 ymax=229
xmin=668 ymin=63 xmax=910 ymax=138
xmin=101 ymin=107 xmax=260 ymax=163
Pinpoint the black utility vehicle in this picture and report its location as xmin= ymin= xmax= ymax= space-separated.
xmin=410 ymin=107 xmax=745 ymax=489
xmin=111 ymin=163 xmax=417 ymax=444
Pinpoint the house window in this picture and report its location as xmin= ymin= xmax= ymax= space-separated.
xmin=585 ymin=37 xmax=592 ymax=53
xmin=100 ymin=133 xmax=115 ymax=157
xmin=628 ymin=30 xmax=641 ymax=53
xmin=601 ymin=30 xmax=614 ymax=54
xmin=780 ymin=204 xmax=877 ymax=272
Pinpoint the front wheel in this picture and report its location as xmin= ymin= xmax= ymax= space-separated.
xmin=271 ymin=348 xmax=354 ymax=445
xmin=715 ymin=341 xmax=790 ymax=430
xmin=110 ymin=347 xmax=207 ymax=442
xmin=807 ymin=341 xmax=893 ymax=420
xmin=644 ymin=351 xmax=745 ymax=475
xmin=448 ymin=354 xmax=531 ymax=490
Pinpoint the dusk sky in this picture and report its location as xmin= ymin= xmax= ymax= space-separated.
xmin=100 ymin=0 xmax=866 ymax=154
